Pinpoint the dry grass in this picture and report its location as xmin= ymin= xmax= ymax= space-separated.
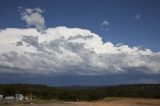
xmin=3 ymin=98 xmax=160 ymax=106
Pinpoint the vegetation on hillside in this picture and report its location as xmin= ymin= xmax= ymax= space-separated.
xmin=0 ymin=84 xmax=160 ymax=101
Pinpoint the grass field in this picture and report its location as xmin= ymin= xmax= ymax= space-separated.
xmin=2 ymin=98 xmax=160 ymax=106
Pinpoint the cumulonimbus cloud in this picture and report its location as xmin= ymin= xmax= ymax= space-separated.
xmin=0 ymin=26 xmax=160 ymax=75
xmin=0 ymin=7 xmax=159 ymax=76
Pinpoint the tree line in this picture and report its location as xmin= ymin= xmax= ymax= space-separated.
xmin=0 ymin=84 xmax=160 ymax=101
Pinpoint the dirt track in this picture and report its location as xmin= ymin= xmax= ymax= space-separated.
xmin=4 ymin=98 xmax=160 ymax=106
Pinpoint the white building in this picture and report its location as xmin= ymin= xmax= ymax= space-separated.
xmin=0 ymin=95 xmax=3 ymax=101
xmin=24 ymin=96 xmax=28 ymax=100
xmin=4 ymin=96 xmax=14 ymax=100
xmin=15 ymin=94 xmax=24 ymax=101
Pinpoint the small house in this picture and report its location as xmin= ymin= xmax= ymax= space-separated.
xmin=15 ymin=94 xmax=24 ymax=101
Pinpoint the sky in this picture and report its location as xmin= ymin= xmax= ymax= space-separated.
xmin=0 ymin=0 xmax=160 ymax=86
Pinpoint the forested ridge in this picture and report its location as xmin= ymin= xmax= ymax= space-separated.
xmin=0 ymin=84 xmax=160 ymax=101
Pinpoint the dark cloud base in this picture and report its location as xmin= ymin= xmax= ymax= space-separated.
xmin=0 ymin=71 xmax=159 ymax=86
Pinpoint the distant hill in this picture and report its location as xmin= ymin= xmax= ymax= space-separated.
xmin=0 ymin=84 xmax=160 ymax=101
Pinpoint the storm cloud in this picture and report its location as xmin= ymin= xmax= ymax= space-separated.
xmin=0 ymin=26 xmax=160 ymax=76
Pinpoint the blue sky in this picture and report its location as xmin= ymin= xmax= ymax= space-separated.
xmin=0 ymin=0 xmax=160 ymax=51
xmin=0 ymin=0 xmax=160 ymax=86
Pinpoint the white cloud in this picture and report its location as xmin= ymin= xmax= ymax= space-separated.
xmin=101 ymin=20 xmax=109 ymax=31
xmin=19 ymin=7 xmax=45 ymax=32
xmin=0 ymin=26 xmax=160 ymax=75
xmin=135 ymin=13 xmax=141 ymax=20
xmin=101 ymin=20 xmax=109 ymax=26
